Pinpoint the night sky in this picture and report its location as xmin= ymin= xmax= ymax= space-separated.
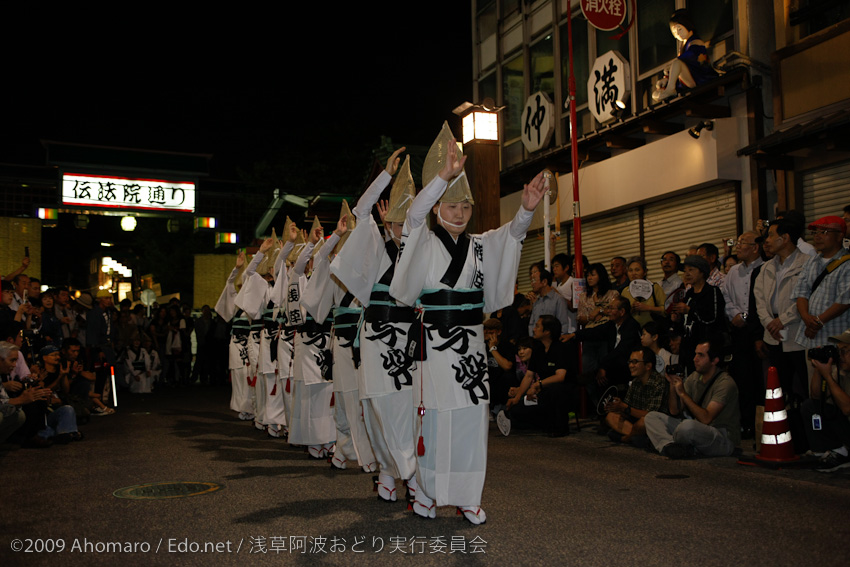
xmin=2 ymin=4 xmax=473 ymax=180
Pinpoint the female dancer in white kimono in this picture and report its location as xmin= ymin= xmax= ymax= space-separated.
xmin=288 ymin=226 xmax=336 ymax=459
xmin=215 ymin=251 xmax=254 ymax=420
xmin=303 ymin=212 xmax=377 ymax=472
xmin=390 ymin=124 xmax=547 ymax=524
xmin=236 ymin=238 xmax=278 ymax=431
xmin=331 ymin=148 xmax=420 ymax=502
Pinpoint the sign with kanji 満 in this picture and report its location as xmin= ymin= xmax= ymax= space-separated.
xmin=580 ymin=0 xmax=627 ymax=31
xmin=587 ymin=50 xmax=630 ymax=124
xmin=520 ymin=91 xmax=555 ymax=153
xmin=61 ymin=173 xmax=196 ymax=213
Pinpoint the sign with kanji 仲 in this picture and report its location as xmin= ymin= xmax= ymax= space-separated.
xmin=580 ymin=0 xmax=627 ymax=31
xmin=520 ymin=91 xmax=555 ymax=153
xmin=61 ymin=173 xmax=196 ymax=213
xmin=587 ymin=50 xmax=630 ymax=123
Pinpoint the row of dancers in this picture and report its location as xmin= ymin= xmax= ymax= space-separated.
xmin=215 ymin=123 xmax=549 ymax=524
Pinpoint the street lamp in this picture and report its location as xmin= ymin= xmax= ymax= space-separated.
xmin=452 ymin=98 xmax=504 ymax=233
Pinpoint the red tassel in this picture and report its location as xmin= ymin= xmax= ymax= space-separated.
xmin=417 ymin=435 xmax=425 ymax=456
xmin=285 ymin=378 xmax=291 ymax=393
xmin=270 ymin=384 xmax=277 ymax=396
xmin=330 ymin=392 xmax=335 ymax=407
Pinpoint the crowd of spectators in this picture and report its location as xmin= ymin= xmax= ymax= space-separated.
xmin=1 ymin=259 xmax=230 ymax=449
xmin=491 ymin=204 xmax=850 ymax=472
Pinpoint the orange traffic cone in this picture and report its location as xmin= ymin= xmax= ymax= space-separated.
xmin=756 ymin=366 xmax=799 ymax=463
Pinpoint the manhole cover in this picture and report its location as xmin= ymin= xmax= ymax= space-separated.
xmin=113 ymin=481 xmax=222 ymax=500
xmin=655 ymin=474 xmax=689 ymax=479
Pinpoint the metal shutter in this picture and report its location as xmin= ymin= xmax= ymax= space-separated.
xmin=802 ymin=160 xmax=850 ymax=224
xmin=517 ymin=228 xmax=547 ymax=294
xmin=577 ymin=209 xmax=641 ymax=269
xmin=643 ymin=184 xmax=738 ymax=282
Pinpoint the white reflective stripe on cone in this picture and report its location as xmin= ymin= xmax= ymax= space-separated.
xmin=763 ymin=410 xmax=788 ymax=423
xmin=761 ymin=431 xmax=793 ymax=445
xmin=764 ymin=388 xmax=784 ymax=400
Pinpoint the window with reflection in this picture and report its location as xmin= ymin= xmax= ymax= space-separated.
xmin=477 ymin=1 xmax=497 ymax=40
xmin=637 ymin=0 xmax=677 ymax=76
xmin=560 ymin=16 xmax=589 ymax=107
xmin=502 ymin=54 xmax=525 ymax=141
xmin=530 ymin=34 xmax=555 ymax=99
xmin=686 ymin=0 xmax=734 ymax=42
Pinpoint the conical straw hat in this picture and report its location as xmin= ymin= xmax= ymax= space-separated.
xmin=422 ymin=121 xmax=473 ymax=204
xmin=334 ymin=200 xmax=356 ymax=253
xmin=385 ymin=155 xmax=416 ymax=223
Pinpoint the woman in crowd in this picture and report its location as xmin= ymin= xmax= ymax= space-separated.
xmin=620 ymin=256 xmax=667 ymax=328
xmin=576 ymin=263 xmax=619 ymax=375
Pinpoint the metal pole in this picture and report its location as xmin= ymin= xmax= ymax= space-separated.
xmin=567 ymin=1 xmax=583 ymax=281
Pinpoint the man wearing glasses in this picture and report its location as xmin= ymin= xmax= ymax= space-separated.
xmin=603 ymin=347 xmax=668 ymax=446
xmin=802 ymin=330 xmax=850 ymax=472
xmin=791 ymin=216 xmax=850 ymax=350
xmin=721 ymin=231 xmax=764 ymax=438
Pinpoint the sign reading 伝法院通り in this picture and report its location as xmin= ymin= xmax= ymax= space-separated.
xmin=61 ymin=173 xmax=196 ymax=213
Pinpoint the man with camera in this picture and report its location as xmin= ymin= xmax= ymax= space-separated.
xmin=801 ymin=331 xmax=850 ymax=472
xmin=645 ymin=338 xmax=741 ymax=459
xmin=603 ymin=347 xmax=668 ymax=446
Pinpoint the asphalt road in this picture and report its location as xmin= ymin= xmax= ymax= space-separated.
xmin=2 ymin=385 xmax=848 ymax=567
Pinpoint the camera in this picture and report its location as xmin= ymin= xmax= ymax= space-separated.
xmin=808 ymin=344 xmax=839 ymax=364
xmin=726 ymin=239 xmax=734 ymax=247
xmin=666 ymin=364 xmax=685 ymax=377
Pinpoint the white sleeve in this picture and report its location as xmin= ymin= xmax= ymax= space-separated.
xmin=245 ymin=252 xmax=264 ymax=277
xmin=293 ymin=242 xmax=316 ymax=276
xmin=508 ymin=206 xmax=535 ymax=241
xmin=274 ymin=241 xmax=294 ymax=276
xmin=353 ymin=170 xmax=393 ymax=219
xmin=406 ymin=175 xmax=448 ymax=229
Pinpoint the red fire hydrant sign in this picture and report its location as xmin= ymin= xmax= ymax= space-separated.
xmin=580 ymin=0 xmax=627 ymax=31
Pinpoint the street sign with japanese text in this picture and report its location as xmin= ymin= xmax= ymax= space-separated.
xmin=520 ymin=91 xmax=555 ymax=153
xmin=61 ymin=173 xmax=196 ymax=213
xmin=580 ymin=0 xmax=627 ymax=31
xmin=587 ymin=50 xmax=630 ymax=123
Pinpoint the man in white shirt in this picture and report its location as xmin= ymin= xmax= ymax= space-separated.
xmin=660 ymin=251 xmax=684 ymax=299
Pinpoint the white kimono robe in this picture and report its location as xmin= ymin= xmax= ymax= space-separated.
xmin=236 ymin=253 xmax=272 ymax=424
xmin=330 ymin=170 xmax=416 ymax=480
xmin=305 ymin=232 xmax=375 ymax=467
xmin=126 ymin=348 xmax=152 ymax=393
xmin=389 ymin=174 xmax=533 ymax=507
xmin=216 ymin=266 xmax=253 ymax=414
xmin=288 ymin=241 xmax=336 ymax=447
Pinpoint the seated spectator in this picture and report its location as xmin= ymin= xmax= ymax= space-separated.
xmin=0 ymin=342 xmax=82 ymax=447
xmin=483 ymin=318 xmax=516 ymax=419
xmin=604 ymin=347 xmax=669 ymax=446
xmin=577 ymin=262 xmax=619 ymax=375
xmin=640 ymin=321 xmax=672 ymax=374
xmin=620 ymin=256 xmax=667 ymax=328
xmin=564 ymin=296 xmax=641 ymax=396
xmin=0 ymin=341 xmax=30 ymax=444
xmin=645 ymin=338 xmax=740 ymax=459
xmin=62 ymin=338 xmax=113 ymax=417
xmin=493 ymin=288 xmax=528 ymax=346
xmin=801 ymin=330 xmax=850 ymax=472
xmin=497 ymin=315 xmax=573 ymax=437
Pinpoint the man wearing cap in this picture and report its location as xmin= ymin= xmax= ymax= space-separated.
xmin=791 ymin=216 xmax=850 ymax=350
xmin=755 ymin=218 xmax=810 ymax=401
xmin=801 ymin=330 xmax=850 ymax=472
xmin=669 ymin=255 xmax=726 ymax=374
